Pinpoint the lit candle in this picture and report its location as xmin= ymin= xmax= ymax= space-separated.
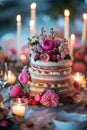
xmin=64 ymin=9 xmax=70 ymax=40
xmin=82 ymin=13 xmax=87 ymax=50
xmin=16 ymin=14 xmax=22 ymax=59
xmin=29 ymin=20 xmax=35 ymax=37
xmin=11 ymin=99 xmax=26 ymax=116
xmin=20 ymin=54 xmax=26 ymax=62
xmin=8 ymin=70 xmax=16 ymax=84
xmin=70 ymin=34 xmax=75 ymax=58
xmin=73 ymin=72 xmax=85 ymax=85
xmin=30 ymin=2 xmax=36 ymax=36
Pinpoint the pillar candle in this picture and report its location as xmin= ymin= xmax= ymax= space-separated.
xmin=16 ymin=14 xmax=21 ymax=59
xmin=29 ymin=20 xmax=35 ymax=37
xmin=70 ymin=34 xmax=75 ymax=58
xmin=30 ymin=2 xmax=36 ymax=36
xmin=82 ymin=13 xmax=87 ymax=50
xmin=64 ymin=9 xmax=70 ymax=40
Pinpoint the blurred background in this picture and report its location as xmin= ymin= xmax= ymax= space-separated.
xmin=0 ymin=0 xmax=87 ymax=42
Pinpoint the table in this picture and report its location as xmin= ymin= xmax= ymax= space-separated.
xmin=1 ymin=89 xmax=87 ymax=130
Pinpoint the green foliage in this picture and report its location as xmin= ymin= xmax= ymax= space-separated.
xmin=64 ymin=54 xmax=71 ymax=60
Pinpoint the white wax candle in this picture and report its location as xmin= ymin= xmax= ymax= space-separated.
xmin=30 ymin=2 xmax=36 ymax=36
xmin=8 ymin=70 xmax=16 ymax=84
xmin=82 ymin=13 xmax=87 ymax=50
xmin=70 ymin=34 xmax=75 ymax=58
xmin=16 ymin=14 xmax=22 ymax=59
xmin=12 ymin=104 xmax=25 ymax=116
xmin=64 ymin=9 xmax=70 ymax=40
xmin=29 ymin=20 xmax=35 ymax=37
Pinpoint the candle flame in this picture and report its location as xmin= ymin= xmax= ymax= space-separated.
xmin=71 ymin=34 xmax=75 ymax=40
xmin=64 ymin=9 xmax=70 ymax=17
xmin=16 ymin=14 xmax=21 ymax=22
xmin=83 ymin=13 xmax=87 ymax=20
xmin=31 ymin=2 xmax=36 ymax=9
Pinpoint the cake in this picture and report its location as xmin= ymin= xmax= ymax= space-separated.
xmin=28 ymin=28 xmax=75 ymax=97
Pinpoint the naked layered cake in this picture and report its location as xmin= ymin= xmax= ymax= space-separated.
xmin=28 ymin=28 xmax=75 ymax=97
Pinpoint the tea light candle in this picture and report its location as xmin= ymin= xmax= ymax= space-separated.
xmin=30 ymin=2 xmax=36 ymax=36
xmin=82 ymin=13 xmax=87 ymax=50
xmin=16 ymin=14 xmax=22 ymax=59
xmin=11 ymin=99 xmax=26 ymax=116
xmin=12 ymin=104 xmax=25 ymax=116
xmin=70 ymin=34 xmax=75 ymax=58
xmin=64 ymin=9 xmax=70 ymax=40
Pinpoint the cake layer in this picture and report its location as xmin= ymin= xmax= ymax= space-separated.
xmin=30 ymin=77 xmax=72 ymax=85
xmin=30 ymin=59 xmax=72 ymax=69
xmin=28 ymin=81 xmax=75 ymax=96
xmin=29 ymin=67 xmax=72 ymax=76
xmin=28 ymin=80 xmax=73 ymax=88
xmin=28 ymin=78 xmax=74 ymax=96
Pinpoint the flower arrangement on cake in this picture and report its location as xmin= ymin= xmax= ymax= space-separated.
xmin=29 ymin=28 xmax=71 ymax=62
xmin=10 ymin=28 xmax=82 ymax=107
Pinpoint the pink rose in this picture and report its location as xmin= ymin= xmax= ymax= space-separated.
xmin=34 ymin=94 xmax=41 ymax=102
xmin=40 ymin=90 xmax=59 ymax=107
xmin=40 ymin=53 xmax=50 ymax=62
xmin=18 ymin=71 xmax=30 ymax=85
xmin=41 ymin=40 xmax=55 ymax=51
xmin=10 ymin=84 xmax=21 ymax=97
xmin=75 ymin=51 xmax=83 ymax=59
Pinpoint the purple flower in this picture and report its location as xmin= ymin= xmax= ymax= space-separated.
xmin=41 ymin=40 xmax=55 ymax=51
xmin=10 ymin=84 xmax=21 ymax=97
xmin=18 ymin=71 xmax=30 ymax=85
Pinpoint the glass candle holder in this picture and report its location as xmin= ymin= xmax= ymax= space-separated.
xmin=10 ymin=98 xmax=27 ymax=116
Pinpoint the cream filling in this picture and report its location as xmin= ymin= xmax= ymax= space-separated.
xmin=29 ymin=67 xmax=72 ymax=75
xmin=30 ymin=75 xmax=70 ymax=81
xmin=31 ymin=58 xmax=72 ymax=67
xmin=29 ymin=87 xmax=45 ymax=92
xmin=28 ymin=81 xmax=73 ymax=88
